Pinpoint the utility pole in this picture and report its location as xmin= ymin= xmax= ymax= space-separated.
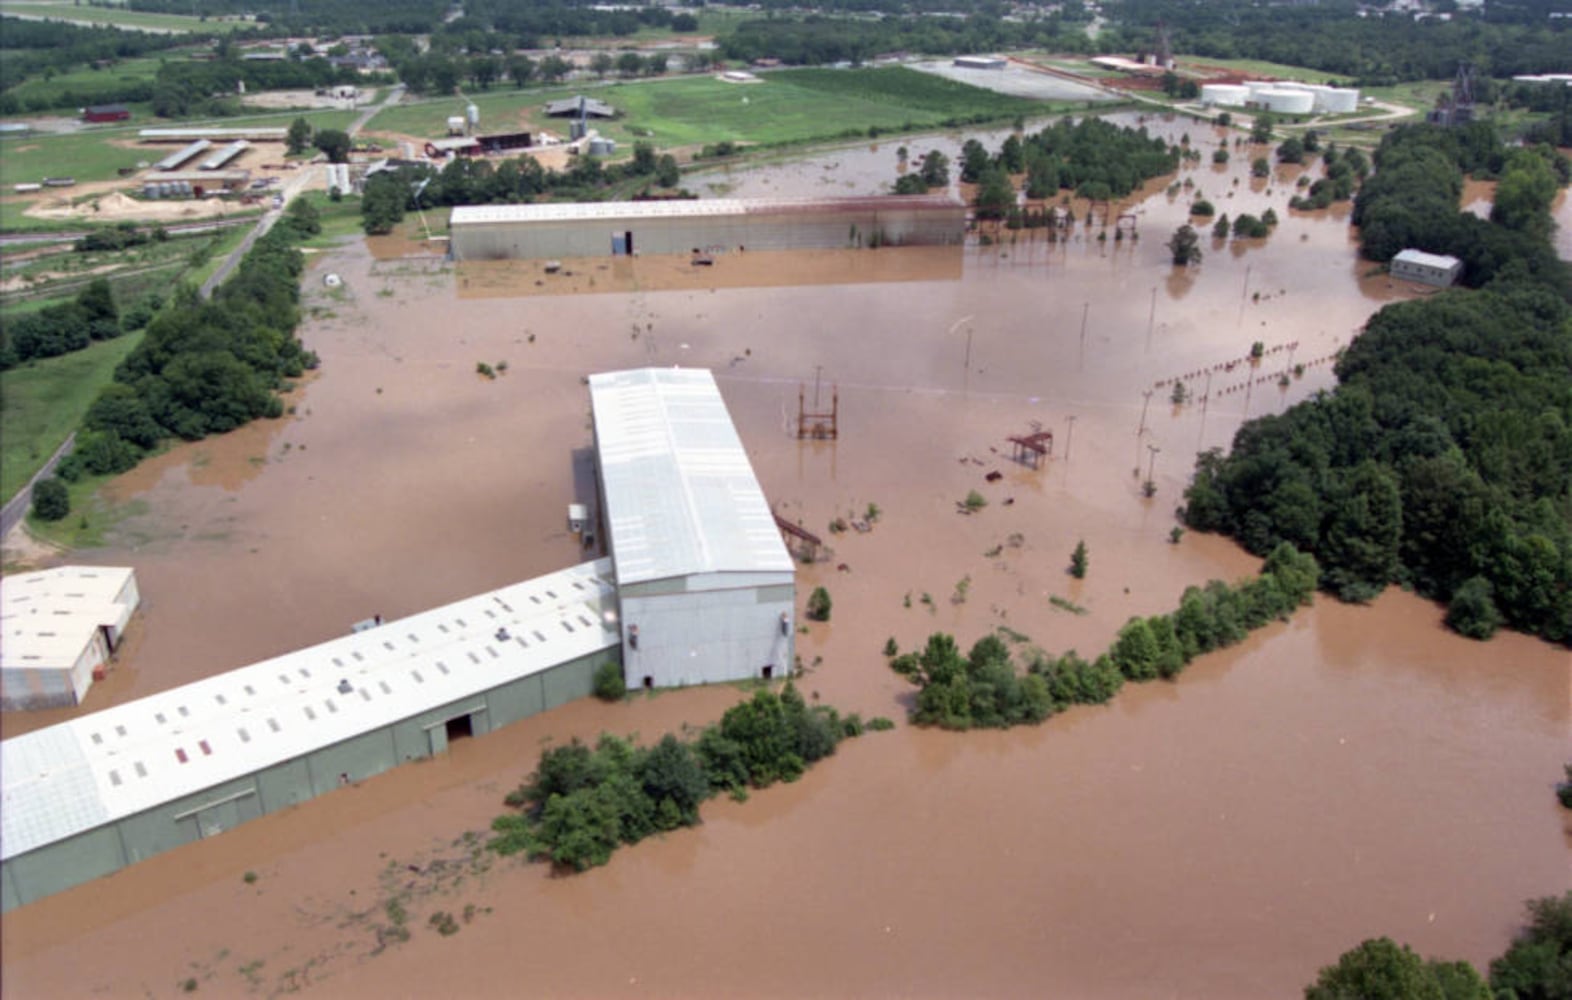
xmin=1079 ymin=301 xmax=1089 ymax=370
xmin=1064 ymin=415 xmax=1076 ymax=461
xmin=1146 ymin=285 xmax=1157 ymax=352
xmin=1146 ymin=444 xmax=1161 ymax=485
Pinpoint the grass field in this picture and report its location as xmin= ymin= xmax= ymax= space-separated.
xmin=0 ymin=329 xmax=143 ymax=501
xmin=1176 ymin=56 xmax=1346 ymax=85
xmin=0 ymin=55 xmax=163 ymax=111
xmin=0 ymin=126 xmax=148 ymax=187
xmin=366 ymin=67 xmax=1038 ymax=151
xmin=0 ymin=2 xmax=255 ymax=33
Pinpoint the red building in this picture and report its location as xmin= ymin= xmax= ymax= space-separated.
xmin=82 ymin=104 xmax=131 ymax=123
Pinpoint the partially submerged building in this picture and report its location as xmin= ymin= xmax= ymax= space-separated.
xmin=1 ymin=567 xmax=140 ymax=711
xmin=1390 ymin=249 xmax=1462 ymax=287
xmin=0 ymin=561 xmax=619 ymax=911
xmin=589 ymin=368 xmax=795 ymax=690
xmin=448 ymin=195 xmax=966 ymax=261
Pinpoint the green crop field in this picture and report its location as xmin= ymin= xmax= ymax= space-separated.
xmin=366 ymin=67 xmax=1039 ymax=151
xmin=0 ymin=329 xmax=144 ymax=502
xmin=0 ymin=2 xmax=255 ymax=33
xmin=0 ymin=127 xmax=147 ymax=187
xmin=1177 ymin=56 xmax=1345 ymax=85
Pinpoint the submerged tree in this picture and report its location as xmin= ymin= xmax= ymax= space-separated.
xmin=1167 ymin=224 xmax=1202 ymax=266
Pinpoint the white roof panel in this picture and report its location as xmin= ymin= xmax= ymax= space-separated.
xmin=449 ymin=194 xmax=961 ymax=227
xmin=1393 ymin=248 xmax=1462 ymax=270
xmin=1 ymin=560 xmax=617 ymax=862
xmin=1 ymin=567 xmax=136 ymax=673
xmin=590 ymin=368 xmax=793 ymax=585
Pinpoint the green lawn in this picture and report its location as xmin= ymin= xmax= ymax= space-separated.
xmin=0 ymin=329 xmax=143 ymax=501
xmin=366 ymin=67 xmax=1038 ymax=150
xmin=0 ymin=2 xmax=256 ymax=33
xmin=1176 ymin=56 xmax=1347 ymax=85
xmin=0 ymin=126 xmax=148 ymax=187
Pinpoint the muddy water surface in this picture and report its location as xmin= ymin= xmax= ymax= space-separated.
xmin=3 ymin=117 xmax=1567 ymax=998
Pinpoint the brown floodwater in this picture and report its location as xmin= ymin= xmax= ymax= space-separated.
xmin=3 ymin=116 xmax=1567 ymax=997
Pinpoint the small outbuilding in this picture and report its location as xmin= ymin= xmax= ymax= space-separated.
xmin=589 ymin=368 xmax=795 ymax=690
xmin=1390 ymin=249 xmax=1462 ymax=287
xmin=1 ymin=566 xmax=139 ymax=710
xmin=953 ymin=55 xmax=1008 ymax=70
xmin=82 ymin=104 xmax=131 ymax=123
xmin=545 ymin=96 xmax=616 ymax=119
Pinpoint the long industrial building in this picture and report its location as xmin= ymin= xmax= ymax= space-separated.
xmin=2 ymin=367 xmax=804 ymax=910
xmin=1 ymin=561 xmax=619 ymax=911
xmin=590 ymin=368 xmax=796 ymax=689
xmin=449 ymin=195 xmax=966 ymax=261
xmin=1 ymin=566 xmax=140 ymax=710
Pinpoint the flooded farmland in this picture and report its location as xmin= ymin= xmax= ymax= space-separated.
xmin=3 ymin=116 xmax=1568 ymax=998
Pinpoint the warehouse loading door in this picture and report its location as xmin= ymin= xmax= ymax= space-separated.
xmin=611 ymin=231 xmax=633 ymax=255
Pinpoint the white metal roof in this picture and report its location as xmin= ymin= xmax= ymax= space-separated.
xmin=0 ymin=560 xmax=618 ymax=862
xmin=1 ymin=567 xmax=136 ymax=673
xmin=449 ymin=194 xmax=961 ymax=226
xmin=138 ymin=128 xmax=287 ymax=141
xmin=1393 ymin=248 xmax=1462 ymax=270
xmin=589 ymin=368 xmax=793 ymax=586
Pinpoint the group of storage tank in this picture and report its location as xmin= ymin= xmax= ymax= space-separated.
xmin=1199 ymin=80 xmax=1359 ymax=114
xmin=142 ymin=181 xmax=193 ymax=199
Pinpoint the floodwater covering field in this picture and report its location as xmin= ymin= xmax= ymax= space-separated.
xmin=3 ymin=115 xmax=1568 ymax=998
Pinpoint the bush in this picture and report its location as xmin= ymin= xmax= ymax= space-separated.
xmin=1445 ymin=577 xmax=1502 ymax=640
xmin=1190 ymin=198 xmax=1215 ymax=217
xmin=1069 ymin=540 xmax=1088 ymax=579
xmin=806 ymin=586 xmax=832 ymax=622
xmin=593 ymin=661 xmax=626 ymax=701
xmin=31 ymin=477 xmax=70 ymax=521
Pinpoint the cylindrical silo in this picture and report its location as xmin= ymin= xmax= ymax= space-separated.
xmin=1261 ymin=89 xmax=1314 ymax=114
xmin=1321 ymin=88 xmax=1359 ymax=113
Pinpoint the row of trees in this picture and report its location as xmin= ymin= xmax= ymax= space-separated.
xmin=149 ymin=52 xmax=382 ymax=118
xmin=889 ymin=543 xmax=1320 ymax=730
xmin=487 ymin=684 xmax=886 ymax=872
xmin=1306 ymin=892 xmax=1572 ymax=999
xmin=50 ymin=199 xmax=322 ymax=485
xmin=0 ymin=17 xmax=188 ymax=114
xmin=361 ymin=142 xmax=681 ymax=235
xmin=0 ymin=278 xmax=123 ymax=369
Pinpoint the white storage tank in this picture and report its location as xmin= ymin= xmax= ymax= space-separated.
xmin=1320 ymin=88 xmax=1359 ymax=113
xmin=1201 ymin=83 xmax=1250 ymax=107
xmin=1245 ymin=81 xmax=1274 ymax=100
xmin=1260 ymin=88 xmax=1315 ymax=114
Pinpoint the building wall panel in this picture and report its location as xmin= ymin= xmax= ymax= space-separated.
xmin=621 ymin=587 xmax=793 ymax=687
xmin=4 ymin=824 xmax=125 ymax=907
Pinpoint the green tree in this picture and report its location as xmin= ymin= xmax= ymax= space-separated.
xmin=593 ymin=660 xmax=626 ymax=701
xmin=30 ymin=477 xmax=69 ymax=522
xmin=1251 ymin=156 xmax=1271 ymax=178
xmin=1305 ymin=937 xmax=1485 ymax=1000
xmin=313 ymin=128 xmax=351 ymax=164
xmin=361 ymin=173 xmax=407 ymax=235
xmin=1167 ymin=224 xmax=1202 ymax=266
xmin=1070 ymin=539 xmax=1088 ymax=578
xmin=1445 ymin=576 xmax=1502 ymax=640
xmin=1213 ymin=213 xmax=1230 ymax=239
xmin=1277 ymin=136 xmax=1305 ymax=164
xmin=638 ymin=734 xmax=708 ymax=828
xmin=806 ymin=585 xmax=832 ymax=622
xmin=507 ymin=55 xmax=535 ymax=88
xmin=591 ymin=52 xmax=614 ymax=78
xmin=894 ymin=173 xmax=928 ymax=194
xmin=655 ymin=154 xmax=680 ymax=188
xmin=1489 ymin=892 xmax=1572 ymax=999
xmin=286 ymin=116 xmax=313 ymax=155
xmin=1250 ymin=114 xmax=1274 ymax=144
xmin=919 ymin=150 xmax=951 ymax=188
xmin=973 ymin=168 xmax=1015 ymax=220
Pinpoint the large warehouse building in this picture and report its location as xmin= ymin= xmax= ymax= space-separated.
xmin=1 ymin=566 xmax=140 ymax=711
xmin=449 ymin=194 xmax=966 ymax=261
xmin=1 ymin=561 xmax=619 ymax=911
xmin=590 ymin=368 xmax=796 ymax=690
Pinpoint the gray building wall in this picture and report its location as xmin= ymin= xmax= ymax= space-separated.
xmin=1 ymin=647 xmax=615 ymax=912
xmin=452 ymin=204 xmax=965 ymax=261
xmin=1391 ymin=256 xmax=1461 ymax=286
xmin=620 ymin=579 xmax=794 ymax=689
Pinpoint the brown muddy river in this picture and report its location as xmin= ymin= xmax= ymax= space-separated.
xmin=3 ymin=116 xmax=1568 ymax=998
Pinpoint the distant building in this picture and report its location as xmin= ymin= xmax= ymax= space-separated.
xmin=1 ymin=566 xmax=139 ymax=710
xmin=953 ymin=55 xmax=1007 ymax=70
xmin=589 ymin=368 xmax=795 ymax=690
xmin=544 ymin=96 xmax=616 ymax=118
xmin=82 ymin=104 xmax=130 ymax=123
xmin=1390 ymin=249 xmax=1462 ymax=287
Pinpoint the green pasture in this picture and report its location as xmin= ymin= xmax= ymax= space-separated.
xmin=1 ymin=55 xmax=163 ymax=111
xmin=365 ymin=67 xmax=1037 ymax=150
xmin=0 ymin=2 xmax=254 ymax=34
xmin=1359 ymin=79 xmax=1453 ymax=113
xmin=1176 ymin=56 xmax=1346 ymax=85
xmin=0 ymin=328 xmax=143 ymax=501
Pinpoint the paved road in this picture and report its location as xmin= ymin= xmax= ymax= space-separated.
xmin=0 ymin=217 xmax=254 ymax=248
xmin=0 ymin=434 xmax=75 ymax=540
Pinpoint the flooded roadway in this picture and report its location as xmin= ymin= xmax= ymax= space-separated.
xmin=3 ymin=117 xmax=1568 ymax=997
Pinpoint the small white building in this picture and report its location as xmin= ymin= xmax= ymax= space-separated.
xmin=589 ymin=368 xmax=796 ymax=690
xmin=1 ymin=567 xmax=139 ymax=710
xmin=1390 ymin=249 xmax=1462 ymax=287
xmin=954 ymin=55 xmax=1007 ymax=70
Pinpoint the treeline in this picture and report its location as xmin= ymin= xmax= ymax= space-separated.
xmin=1351 ymin=123 xmax=1568 ymax=291
xmin=50 ymin=200 xmax=321 ymax=484
xmin=719 ymin=15 xmax=1095 ymax=67
xmin=1114 ymin=0 xmax=1569 ymax=82
xmin=128 ymin=0 xmax=446 ymax=35
xmin=889 ymin=543 xmax=1319 ymax=730
xmin=0 ymin=17 xmax=189 ymax=115
xmin=1184 ymin=282 xmax=1572 ymax=644
xmin=0 ymin=278 xmax=124 ymax=369
xmin=488 ymin=684 xmax=888 ymax=872
xmin=1307 ymin=892 xmax=1572 ymax=1000
xmin=360 ymin=143 xmax=681 ymax=235
xmin=150 ymin=52 xmax=380 ymax=118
